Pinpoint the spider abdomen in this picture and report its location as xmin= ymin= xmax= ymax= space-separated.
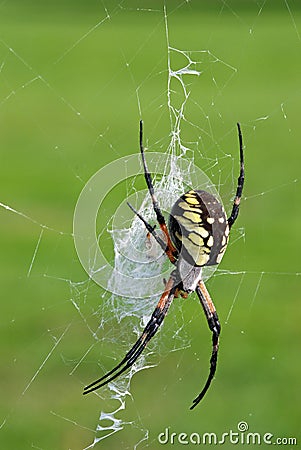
xmin=168 ymin=189 xmax=229 ymax=267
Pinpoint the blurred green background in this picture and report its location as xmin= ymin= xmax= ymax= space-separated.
xmin=0 ymin=0 xmax=300 ymax=449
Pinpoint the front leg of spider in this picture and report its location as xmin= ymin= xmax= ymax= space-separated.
xmin=138 ymin=120 xmax=178 ymax=264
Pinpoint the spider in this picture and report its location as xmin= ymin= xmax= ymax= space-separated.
xmin=83 ymin=121 xmax=245 ymax=409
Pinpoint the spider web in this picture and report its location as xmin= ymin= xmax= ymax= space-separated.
xmin=1 ymin=1 xmax=300 ymax=449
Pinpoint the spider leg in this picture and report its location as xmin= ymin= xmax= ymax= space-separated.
xmin=227 ymin=123 xmax=245 ymax=229
xmin=139 ymin=120 xmax=177 ymax=263
xmin=190 ymin=280 xmax=221 ymax=410
xmin=127 ymin=201 xmax=175 ymax=262
xmin=83 ymin=274 xmax=178 ymax=395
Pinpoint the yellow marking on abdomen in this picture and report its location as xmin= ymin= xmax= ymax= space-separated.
xmin=188 ymin=232 xmax=204 ymax=246
xmin=196 ymin=226 xmax=209 ymax=239
xmin=183 ymin=211 xmax=202 ymax=223
xmin=174 ymin=216 xmax=209 ymax=239
xmin=184 ymin=196 xmax=200 ymax=205
xmin=187 ymin=190 xmax=196 ymax=196
xmin=207 ymin=235 xmax=214 ymax=247
xmin=182 ymin=236 xmax=210 ymax=266
xmin=175 ymin=231 xmax=182 ymax=241
xmin=196 ymin=252 xmax=210 ymax=266
xmin=216 ymin=250 xmax=226 ymax=264
xmin=178 ymin=201 xmax=200 ymax=211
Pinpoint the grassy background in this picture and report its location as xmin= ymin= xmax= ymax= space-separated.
xmin=0 ymin=1 xmax=300 ymax=448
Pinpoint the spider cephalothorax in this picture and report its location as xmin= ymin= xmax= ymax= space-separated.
xmin=84 ymin=121 xmax=245 ymax=409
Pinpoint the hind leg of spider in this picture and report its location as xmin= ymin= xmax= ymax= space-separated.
xmin=83 ymin=274 xmax=178 ymax=395
xmin=139 ymin=120 xmax=177 ymax=263
xmin=228 ymin=123 xmax=245 ymax=229
xmin=190 ymin=280 xmax=221 ymax=410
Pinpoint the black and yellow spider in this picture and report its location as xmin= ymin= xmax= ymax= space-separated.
xmin=84 ymin=121 xmax=245 ymax=409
